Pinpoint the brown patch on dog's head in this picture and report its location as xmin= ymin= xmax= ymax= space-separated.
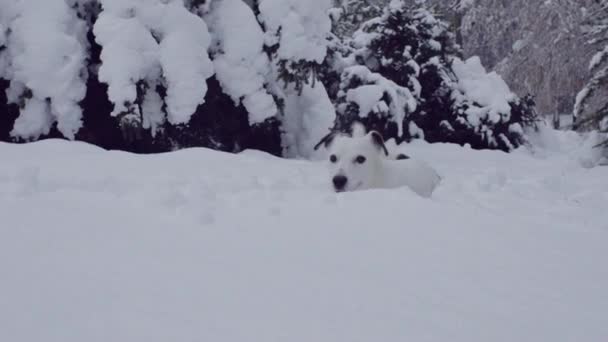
xmin=369 ymin=131 xmax=389 ymax=156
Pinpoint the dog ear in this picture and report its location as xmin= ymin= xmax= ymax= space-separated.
xmin=369 ymin=131 xmax=389 ymax=156
xmin=314 ymin=132 xmax=337 ymax=151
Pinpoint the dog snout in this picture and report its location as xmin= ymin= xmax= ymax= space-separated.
xmin=332 ymin=175 xmax=348 ymax=191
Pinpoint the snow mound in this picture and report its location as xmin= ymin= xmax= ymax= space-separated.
xmin=452 ymin=56 xmax=516 ymax=125
xmin=525 ymin=121 xmax=608 ymax=168
xmin=0 ymin=139 xmax=607 ymax=342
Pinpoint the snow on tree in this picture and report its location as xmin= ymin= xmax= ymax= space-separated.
xmin=334 ymin=65 xmax=416 ymax=137
xmin=280 ymin=80 xmax=336 ymax=158
xmin=330 ymin=0 xmax=538 ymax=151
xmin=330 ymin=0 xmax=382 ymax=39
xmin=0 ymin=0 xmax=541 ymax=155
xmin=94 ymin=0 xmax=214 ymax=138
xmin=204 ymin=0 xmax=277 ymax=124
xmin=0 ymin=0 xmax=17 ymax=77
xmin=257 ymin=0 xmax=336 ymax=158
xmin=332 ymin=1 xmax=451 ymax=140
xmin=0 ymin=0 xmax=88 ymax=140
xmin=574 ymin=1 xmax=608 ymax=147
xmin=259 ymin=0 xmax=331 ymax=66
xmin=447 ymin=57 xmax=537 ymax=150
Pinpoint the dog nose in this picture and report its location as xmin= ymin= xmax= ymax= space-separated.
xmin=332 ymin=175 xmax=348 ymax=190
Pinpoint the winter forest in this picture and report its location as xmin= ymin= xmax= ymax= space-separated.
xmin=1 ymin=1 xmax=608 ymax=342
xmin=2 ymin=0 xmax=604 ymax=157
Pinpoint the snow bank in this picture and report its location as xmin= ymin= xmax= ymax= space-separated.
xmin=0 ymin=138 xmax=607 ymax=342
xmin=525 ymin=121 xmax=608 ymax=167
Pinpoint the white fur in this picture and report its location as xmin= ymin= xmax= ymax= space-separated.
xmin=324 ymin=132 xmax=441 ymax=197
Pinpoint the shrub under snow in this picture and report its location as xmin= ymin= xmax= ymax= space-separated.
xmin=205 ymin=0 xmax=277 ymax=124
xmin=0 ymin=0 xmax=540 ymax=156
xmin=257 ymin=0 xmax=336 ymax=158
xmin=258 ymin=0 xmax=332 ymax=64
xmin=329 ymin=0 xmax=538 ymax=151
xmin=94 ymin=0 xmax=214 ymax=131
xmin=573 ymin=2 xmax=608 ymax=148
xmin=1 ymin=0 xmax=88 ymax=140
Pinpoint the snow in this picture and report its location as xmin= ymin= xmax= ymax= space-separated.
xmin=258 ymin=0 xmax=332 ymax=63
xmin=340 ymin=65 xmax=417 ymax=136
xmin=1 ymin=133 xmax=607 ymax=342
xmin=589 ymin=45 xmax=608 ymax=71
xmin=408 ymin=120 xmax=425 ymax=139
xmin=10 ymin=97 xmax=53 ymax=140
xmin=0 ymin=0 xmax=17 ymax=76
xmin=573 ymin=86 xmax=590 ymax=119
xmin=281 ymin=80 xmax=336 ymax=159
xmin=156 ymin=2 xmax=214 ymax=125
xmin=0 ymin=24 xmax=5 ymax=48
xmin=3 ymin=0 xmax=88 ymax=140
xmin=206 ymin=0 xmax=277 ymax=124
xmin=452 ymin=56 xmax=516 ymax=125
xmin=94 ymin=0 xmax=214 ymax=125
xmin=345 ymin=85 xmax=385 ymax=117
xmin=94 ymin=12 xmax=160 ymax=117
xmin=512 ymin=38 xmax=527 ymax=52
xmin=457 ymin=0 xmax=475 ymax=11
xmin=526 ymin=122 xmax=608 ymax=168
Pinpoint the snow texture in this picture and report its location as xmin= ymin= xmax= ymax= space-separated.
xmin=589 ymin=46 xmax=608 ymax=71
xmin=95 ymin=0 xmax=214 ymax=125
xmin=2 ymin=0 xmax=88 ymax=140
xmin=0 ymin=0 xmax=17 ymax=76
xmin=206 ymin=0 xmax=277 ymax=124
xmin=258 ymin=0 xmax=332 ymax=63
xmin=341 ymin=65 xmax=417 ymax=136
xmin=396 ymin=0 xmax=599 ymax=115
xmin=281 ymin=80 xmax=336 ymax=159
xmin=0 ymin=134 xmax=607 ymax=342
xmin=94 ymin=9 xmax=161 ymax=117
xmin=452 ymin=56 xmax=516 ymax=126
xmin=157 ymin=2 xmax=214 ymax=125
xmin=346 ymin=85 xmax=386 ymax=118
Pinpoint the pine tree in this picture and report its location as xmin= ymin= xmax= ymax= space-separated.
xmin=331 ymin=0 xmax=538 ymax=151
xmin=331 ymin=0 xmax=382 ymax=39
xmin=257 ymin=0 xmax=336 ymax=157
xmin=574 ymin=2 xmax=608 ymax=147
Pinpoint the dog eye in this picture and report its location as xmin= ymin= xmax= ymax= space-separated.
xmin=330 ymin=155 xmax=338 ymax=163
xmin=355 ymin=155 xmax=366 ymax=164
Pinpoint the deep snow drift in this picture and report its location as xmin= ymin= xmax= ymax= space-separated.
xmin=0 ymin=130 xmax=607 ymax=342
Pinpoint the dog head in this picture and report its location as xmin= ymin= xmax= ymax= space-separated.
xmin=314 ymin=130 xmax=389 ymax=192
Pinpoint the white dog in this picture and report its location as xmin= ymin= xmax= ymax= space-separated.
xmin=314 ymin=130 xmax=441 ymax=197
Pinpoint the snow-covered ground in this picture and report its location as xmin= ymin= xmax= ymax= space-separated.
xmin=1 ymin=129 xmax=607 ymax=342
